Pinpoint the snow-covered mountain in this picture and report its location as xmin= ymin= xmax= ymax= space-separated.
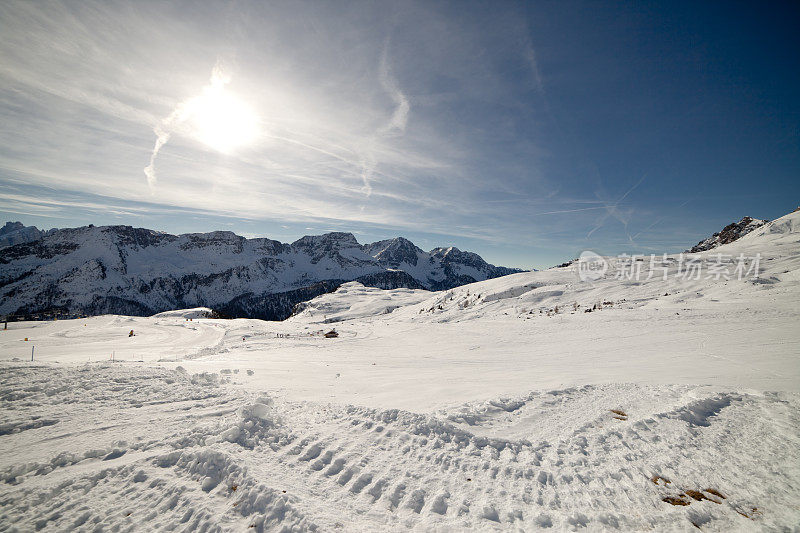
xmin=0 ymin=221 xmax=55 ymax=249
xmin=687 ymin=216 xmax=769 ymax=253
xmin=0 ymin=224 xmax=521 ymax=320
xmin=294 ymin=207 xmax=800 ymax=327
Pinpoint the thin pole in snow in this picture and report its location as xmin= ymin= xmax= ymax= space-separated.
xmin=31 ymin=345 xmax=34 ymax=362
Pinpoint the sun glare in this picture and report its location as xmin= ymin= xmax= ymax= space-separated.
xmin=190 ymin=86 xmax=258 ymax=154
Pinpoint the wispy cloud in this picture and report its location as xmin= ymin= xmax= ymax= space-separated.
xmin=1 ymin=2 xmax=540 ymax=228
xmin=353 ymin=40 xmax=412 ymax=197
xmin=3 ymin=0 xmax=711 ymax=267
xmin=378 ymin=43 xmax=411 ymax=135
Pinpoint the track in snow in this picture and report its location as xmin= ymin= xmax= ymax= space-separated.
xmin=1 ymin=365 xmax=797 ymax=531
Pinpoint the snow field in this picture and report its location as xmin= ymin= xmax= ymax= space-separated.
xmin=0 ymin=364 xmax=798 ymax=531
xmin=0 ymin=209 xmax=799 ymax=530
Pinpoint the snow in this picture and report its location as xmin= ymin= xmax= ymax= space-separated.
xmin=0 ymin=224 xmax=518 ymax=318
xmin=152 ymin=307 xmax=214 ymax=319
xmin=0 ymin=208 xmax=799 ymax=531
xmin=688 ymin=216 xmax=769 ymax=253
xmin=290 ymin=281 xmax=431 ymax=324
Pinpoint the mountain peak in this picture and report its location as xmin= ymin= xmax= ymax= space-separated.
xmin=0 ymin=221 xmax=54 ymax=249
xmin=367 ymin=237 xmax=424 ymax=267
xmin=292 ymin=232 xmax=361 ymax=249
xmin=0 ymin=221 xmax=26 ymax=236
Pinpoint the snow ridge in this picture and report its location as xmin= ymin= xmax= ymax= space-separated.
xmin=688 ymin=216 xmax=769 ymax=253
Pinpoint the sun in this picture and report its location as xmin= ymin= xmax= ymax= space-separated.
xmin=189 ymin=86 xmax=258 ymax=154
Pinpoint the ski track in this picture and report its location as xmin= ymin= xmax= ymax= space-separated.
xmin=0 ymin=365 xmax=798 ymax=531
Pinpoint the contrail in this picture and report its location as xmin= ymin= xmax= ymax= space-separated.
xmin=143 ymin=62 xmax=230 ymax=189
xmin=630 ymin=196 xmax=695 ymax=241
xmin=586 ymin=173 xmax=648 ymax=239
xmin=356 ymin=41 xmax=410 ymax=197
xmin=378 ymin=45 xmax=409 ymax=136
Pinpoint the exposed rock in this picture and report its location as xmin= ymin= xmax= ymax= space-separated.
xmin=688 ymin=216 xmax=768 ymax=253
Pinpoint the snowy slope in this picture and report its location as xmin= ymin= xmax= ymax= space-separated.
xmin=0 ymin=225 xmax=521 ymax=320
xmin=290 ymin=281 xmax=431 ymax=324
xmin=0 ymin=208 xmax=798 ymax=531
xmin=152 ymin=307 xmax=215 ymax=319
xmin=376 ymin=208 xmax=800 ymax=325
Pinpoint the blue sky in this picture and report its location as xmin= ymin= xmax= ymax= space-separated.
xmin=0 ymin=0 xmax=797 ymax=269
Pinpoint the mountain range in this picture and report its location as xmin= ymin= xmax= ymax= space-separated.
xmin=0 ymin=224 xmax=521 ymax=320
xmin=0 ymin=212 xmax=775 ymax=321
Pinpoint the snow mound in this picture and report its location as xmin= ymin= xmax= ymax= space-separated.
xmin=216 ymin=395 xmax=289 ymax=450
xmin=663 ymin=394 xmax=740 ymax=427
xmin=151 ymin=307 xmax=214 ymax=319
xmin=290 ymin=281 xmax=431 ymax=323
